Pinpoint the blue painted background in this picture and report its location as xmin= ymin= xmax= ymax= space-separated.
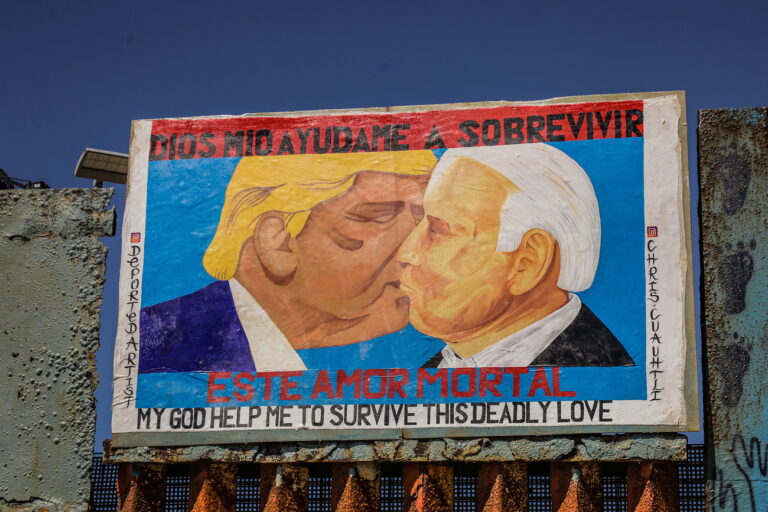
xmin=140 ymin=137 xmax=646 ymax=404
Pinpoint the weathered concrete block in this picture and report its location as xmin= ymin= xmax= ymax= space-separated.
xmin=0 ymin=189 xmax=115 ymax=512
xmin=107 ymin=433 xmax=687 ymax=464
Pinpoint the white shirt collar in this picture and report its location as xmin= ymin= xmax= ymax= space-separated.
xmin=438 ymin=294 xmax=582 ymax=368
xmin=228 ymin=279 xmax=307 ymax=371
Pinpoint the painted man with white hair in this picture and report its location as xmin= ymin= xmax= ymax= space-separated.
xmin=397 ymin=144 xmax=634 ymax=367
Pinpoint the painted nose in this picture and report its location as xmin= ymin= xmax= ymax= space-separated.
xmin=397 ymin=227 xmax=422 ymax=267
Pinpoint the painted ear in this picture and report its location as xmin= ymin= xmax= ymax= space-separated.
xmin=253 ymin=213 xmax=298 ymax=285
xmin=507 ymin=228 xmax=557 ymax=295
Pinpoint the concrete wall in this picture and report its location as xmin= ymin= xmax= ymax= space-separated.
xmin=0 ymin=189 xmax=114 ymax=512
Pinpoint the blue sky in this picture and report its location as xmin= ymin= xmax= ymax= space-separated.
xmin=3 ymin=0 xmax=767 ymax=447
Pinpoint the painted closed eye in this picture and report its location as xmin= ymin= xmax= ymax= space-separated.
xmin=328 ymin=228 xmax=364 ymax=251
xmin=345 ymin=201 xmax=405 ymax=224
xmin=426 ymin=215 xmax=452 ymax=239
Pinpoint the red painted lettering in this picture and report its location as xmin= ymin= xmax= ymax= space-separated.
xmin=206 ymin=372 xmax=231 ymax=403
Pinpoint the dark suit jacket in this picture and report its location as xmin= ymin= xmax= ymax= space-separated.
xmin=139 ymin=281 xmax=256 ymax=373
xmin=140 ymin=281 xmax=445 ymax=373
xmin=422 ymin=303 xmax=634 ymax=368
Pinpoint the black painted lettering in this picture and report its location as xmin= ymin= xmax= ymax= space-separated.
xmin=503 ymin=118 xmax=524 ymax=144
xmin=566 ymin=113 xmax=585 ymax=139
xmin=149 ymin=134 xmax=168 ymax=161
xmin=371 ymin=125 xmax=391 ymax=151
xmin=527 ymin=116 xmax=545 ymax=143
xmin=177 ymin=133 xmax=196 ymax=159
xmin=595 ymin=111 xmax=613 ymax=137
xmin=391 ymin=124 xmax=410 ymax=151
xmin=313 ymin=127 xmax=331 ymax=153
xmin=424 ymin=125 xmax=446 ymax=149
xmin=482 ymin=119 xmax=501 ymax=146
xmin=296 ymin=128 xmax=312 ymax=154
xmin=198 ymin=132 xmax=216 ymax=157
xmin=626 ymin=109 xmax=643 ymax=137
xmin=351 ymin=128 xmax=371 ymax=152
xmin=224 ymin=131 xmax=244 ymax=157
xmin=458 ymin=120 xmax=480 ymax=147
xmin=332 ymin=127 xmax=353 ymax=153
xmin=277 ymin=131 xmax=295 ymax=155
xmin=254 ymin=129 xmax=272 ymax=156
xmin=546 ymin=114 xmax=565 ymax=141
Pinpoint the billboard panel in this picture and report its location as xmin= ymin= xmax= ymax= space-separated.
xmin=112 ymin=92 xmax=697 ymax=446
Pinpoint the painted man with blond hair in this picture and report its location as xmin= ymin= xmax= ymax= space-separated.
xmin=140 ymin=151 xmax=437 ymax=373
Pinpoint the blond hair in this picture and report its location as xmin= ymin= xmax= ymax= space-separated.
xmin=203 ymin=151 xmax=438 ymax=280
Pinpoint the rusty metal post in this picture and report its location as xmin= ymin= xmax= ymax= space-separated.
xmin=699 ymin=108 xmax=768 ymax=512
xmin=331 ymin=463 xmax=379 ymax=512
xmin=476 ymin=462 xmax=527 ymax=512
xmin=260 ymin=463 xmax=309 ymax=512
xmin=626 ymin=462 xmax=677 ymax=512
xmin=403 ymin=462 xmax=453 ymax=512
xmin=117 ymin=463 xmax=166 ymax=512
xmin=187 ymin=461 xmax=237 ymax=512
xmin=550 ymin=462 xmax=601 ymax=512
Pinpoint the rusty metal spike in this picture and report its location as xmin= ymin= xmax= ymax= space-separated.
xmin=555 ymin=470 xmax=596 ymax=512
xmin=263 ymin=469 xmax=304 ymax=512
xmin=118 ymin=481 xmax=151 ymax=512
xmin=190 ymin=479 xmax=227 ymax=512
xmin=632 ymin=480 xmax=670 ymax=512
xmin=407 ymin=473 xmax=450 ymax=512
xmin=335 ymin=469 xmax=374 ymax=512
xmin=481 ymin=469 xmax=511 ymax=512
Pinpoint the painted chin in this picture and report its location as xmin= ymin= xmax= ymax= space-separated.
xmin=411 ymin=298 xmax=475 ymax=338
xmin=409 ymin=309 xmax=442 ymax=338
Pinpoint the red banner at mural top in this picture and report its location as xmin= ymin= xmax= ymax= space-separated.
xmin=149 ymin=101 xmax=643 ymax=160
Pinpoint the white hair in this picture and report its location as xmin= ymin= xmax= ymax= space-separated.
xmin=429 ymin=144 xmax=601 ymax=292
